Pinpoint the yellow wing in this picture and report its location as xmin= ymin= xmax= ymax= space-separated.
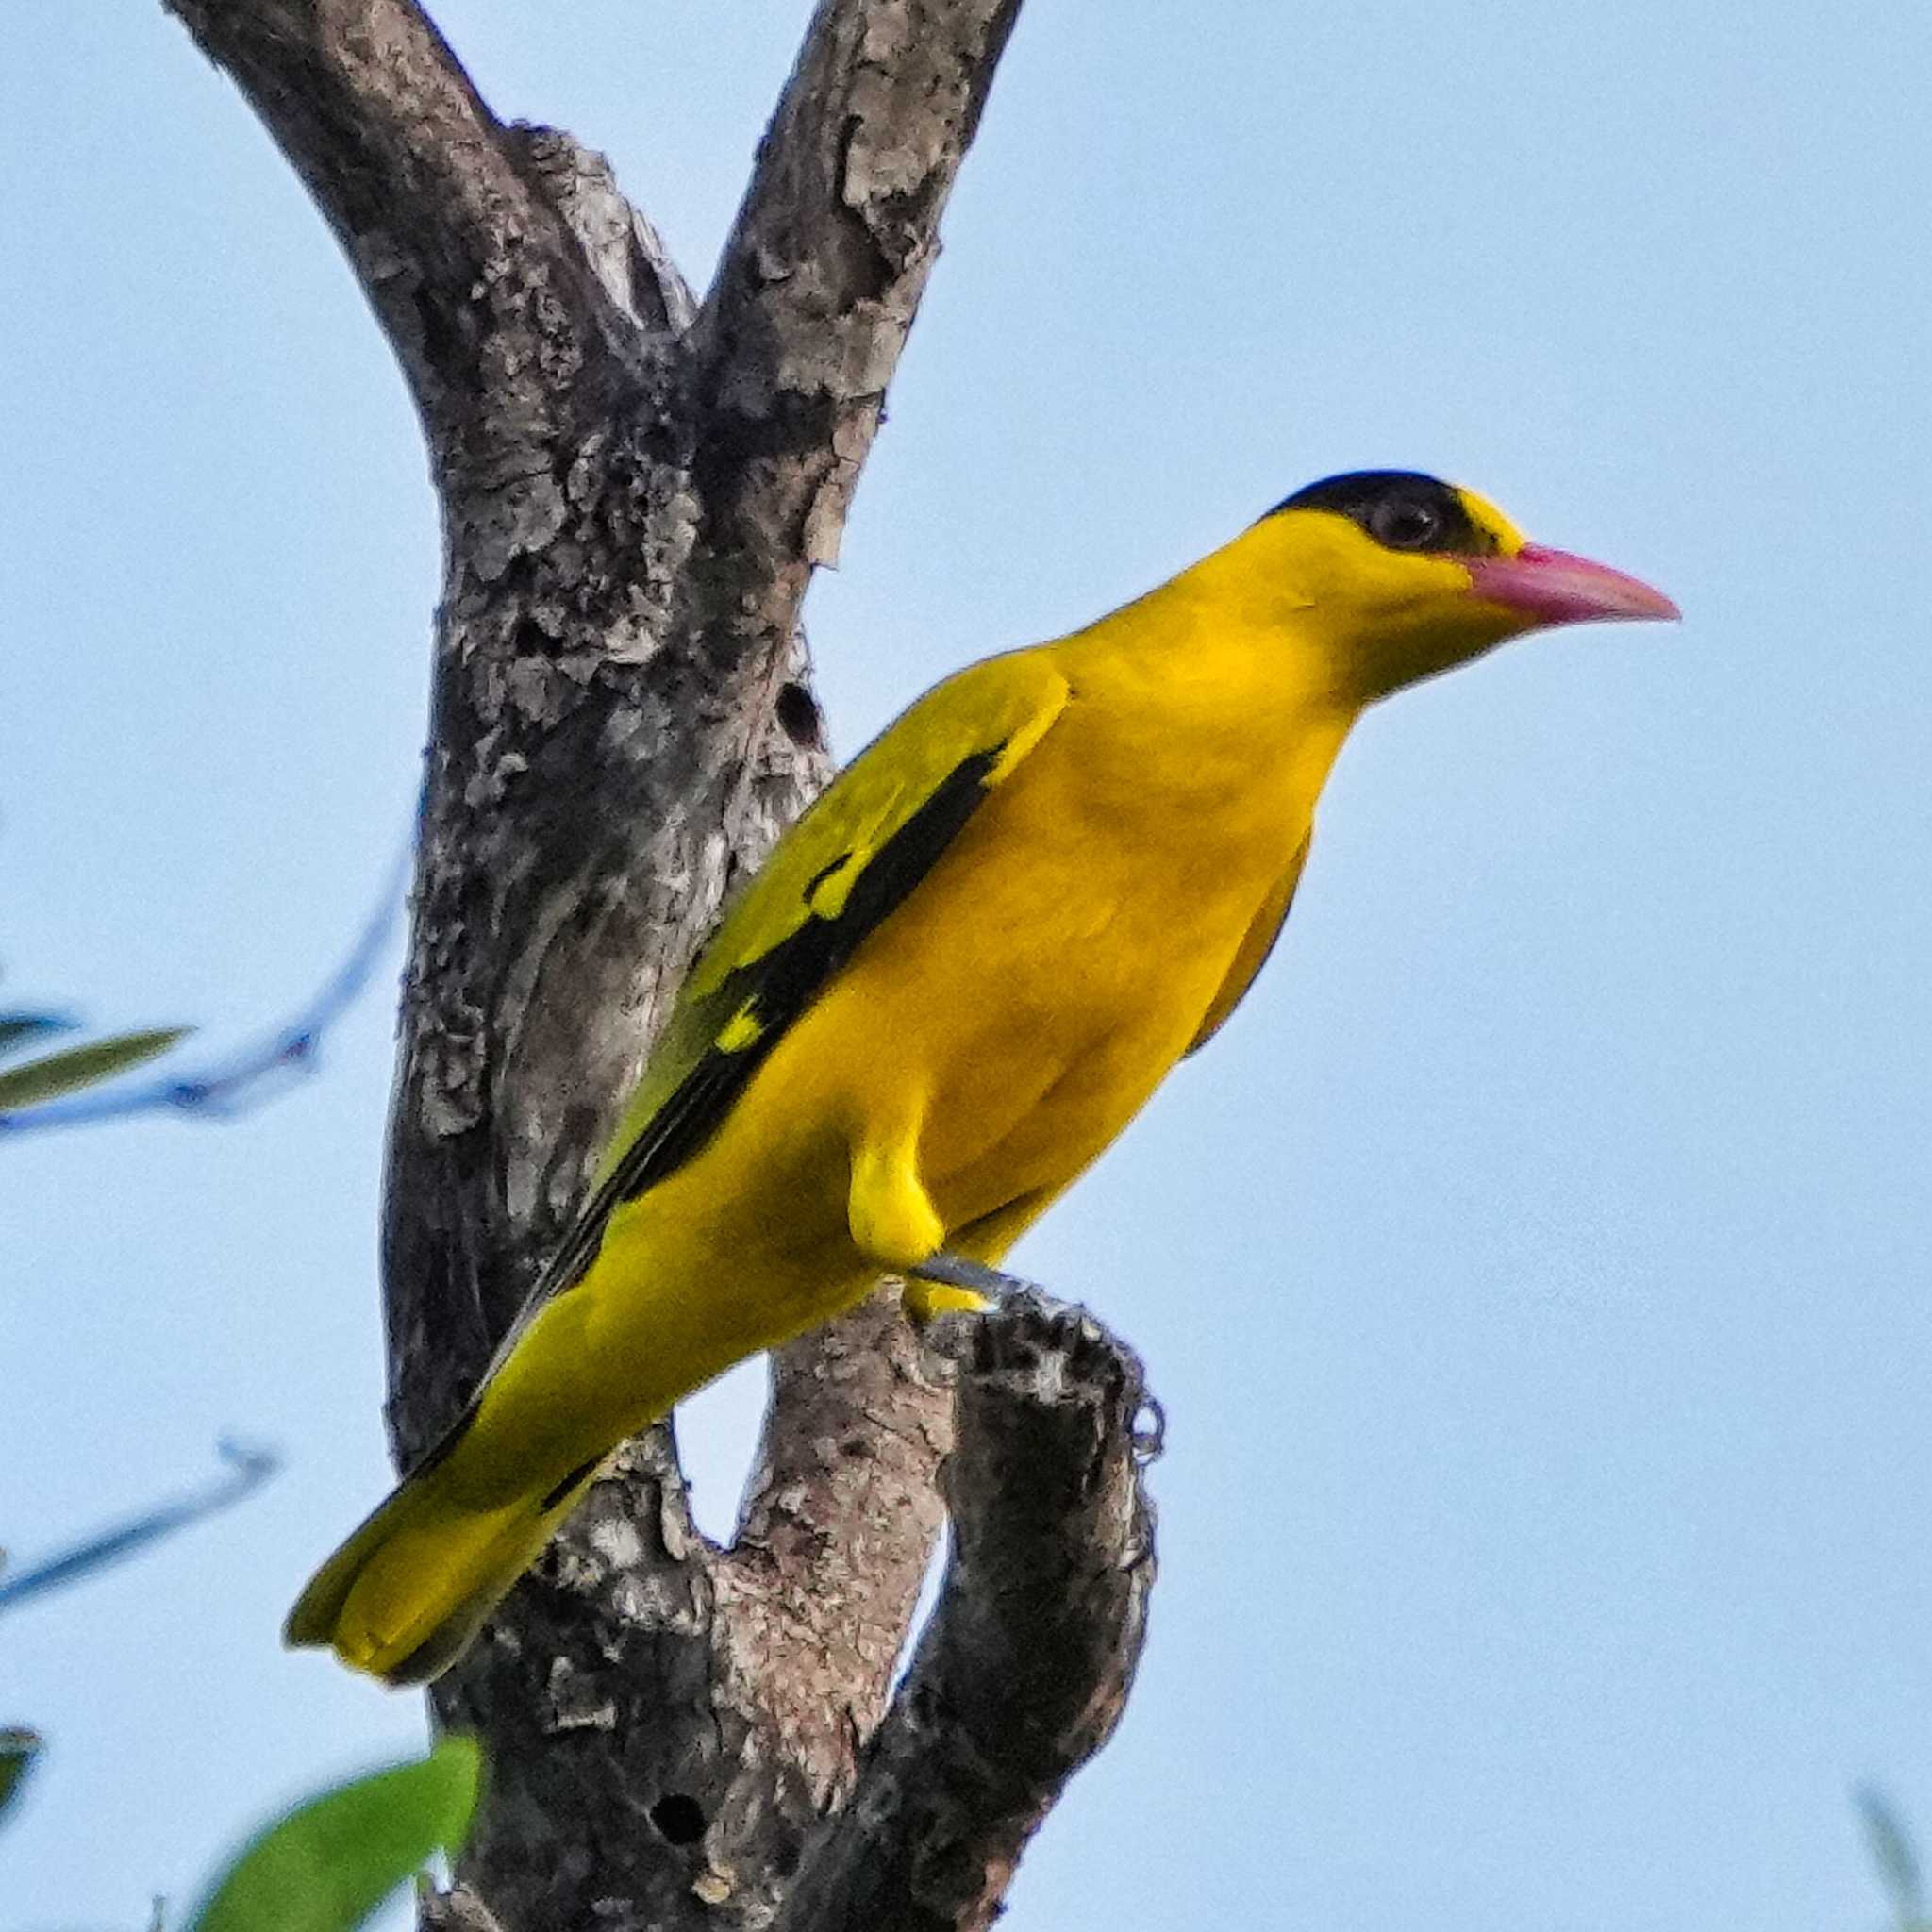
xmin=1185 ymin=833 xmax=1310 ymax=1055
xmin=525 ymin=648 xmax=1073 ymax=1311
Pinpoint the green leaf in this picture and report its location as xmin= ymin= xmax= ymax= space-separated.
xmin=0 ymin=1727 xmax=42 ymax=1828
xmin=0 ymin=1027 xmax=189 ymax=1111
xmin=188 ymin=1737 xmax=483 ymax=1932
xmin=0 ymin=1013 xmax=77 ymax=1060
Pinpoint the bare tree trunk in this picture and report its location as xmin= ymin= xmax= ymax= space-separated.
xmin=161 ymin=5 xmax=1158 ymax=1925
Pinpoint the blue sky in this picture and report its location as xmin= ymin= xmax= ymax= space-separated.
xmin=5 ymin=2 xmax=1929 ymax=1926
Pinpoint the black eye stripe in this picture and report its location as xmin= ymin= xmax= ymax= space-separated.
xmin=1265 ymin=470 xmax=1495 ymax=557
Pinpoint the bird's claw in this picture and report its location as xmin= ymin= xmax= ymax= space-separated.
xmin=908 ymin=1251 xmax=1047 ymax=1304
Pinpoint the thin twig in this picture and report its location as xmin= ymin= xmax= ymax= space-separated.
xmin=0 ymin=846 xmax=408 ymax=1137
xmin=0 ymin=1439 xmax=280 ymax=1615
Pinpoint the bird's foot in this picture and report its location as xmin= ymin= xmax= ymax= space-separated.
xmin=901 ymin=1250 xmax=1046 ymax=1323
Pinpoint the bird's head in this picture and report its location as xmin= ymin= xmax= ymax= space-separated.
xmin=1248 ymin=470 xmax=1678 ymax=703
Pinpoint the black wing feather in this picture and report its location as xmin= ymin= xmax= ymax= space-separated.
xmin=541 ymin=742 xmax=1004 ymax=1301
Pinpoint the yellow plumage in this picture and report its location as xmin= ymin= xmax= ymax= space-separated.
xmin=288 ymin=473 xmax=1674 ymax=1683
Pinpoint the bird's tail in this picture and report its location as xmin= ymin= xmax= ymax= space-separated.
xmin=284 ymin=1451 xmax=600 ymax=1686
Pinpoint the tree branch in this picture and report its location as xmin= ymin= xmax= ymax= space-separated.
xmin=161 ymin=0 xmax=637 ymax=473
xmin=0 ymin=1440 xmax=279 ymax=1616
xmin=690 ymin=0 xmax=1026 ymax=659
xmin=688 ymin=0 xmax=1039 ymax=1828
xmin=158 ymin=8 xmax=1162 ymax=1930
xmin=504 ymin=125 xmax=695 ymax=338
xmin=774 ymin=1295 xmax=1158 ymax=1932
xmin=0 ymin=848 xmax=405 ymax=1137
xmin=419 ymin=1887 xmax=508 ymax=1932
xmin=717 ymin=1291 xmax=954 ymax=1804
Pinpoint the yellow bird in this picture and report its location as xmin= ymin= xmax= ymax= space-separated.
xmin=289 ymin=471 xmax=1676 ymax=1683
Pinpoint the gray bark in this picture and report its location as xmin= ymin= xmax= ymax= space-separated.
xmin=160 ymin=4 xmax=1159 ymax=1926
xmin=775 ymin=1297 xmax=1159 ymax=1932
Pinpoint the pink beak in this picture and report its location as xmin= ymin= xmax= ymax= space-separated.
xmin=1467 ymin=543 xmax=1679 ymax=628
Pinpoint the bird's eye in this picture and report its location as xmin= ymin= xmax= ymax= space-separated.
xmin=1369 ymin=496 xmax=1443 ymax=551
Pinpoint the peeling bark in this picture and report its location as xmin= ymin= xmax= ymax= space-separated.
xmin=160 ymin=4 xmax=1160 ymax=1927
xmin=776 ymin=1296 xmax=1159 ymax=1932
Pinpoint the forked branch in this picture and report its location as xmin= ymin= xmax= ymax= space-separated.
xmin=158 ymin=3 xmax=1158 ymax=1927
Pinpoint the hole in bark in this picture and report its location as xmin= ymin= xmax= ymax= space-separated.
xmin=774 ymin=680 xmax=823 ymax=747
xmin=650 ymin=1792 xmax=707 ymax=1844
xmin=411 ymin=286 xmax=467 ymax=383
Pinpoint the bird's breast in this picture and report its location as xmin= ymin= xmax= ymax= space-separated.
xmin=824 ymin=692 xmax=1339 ymax=1224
